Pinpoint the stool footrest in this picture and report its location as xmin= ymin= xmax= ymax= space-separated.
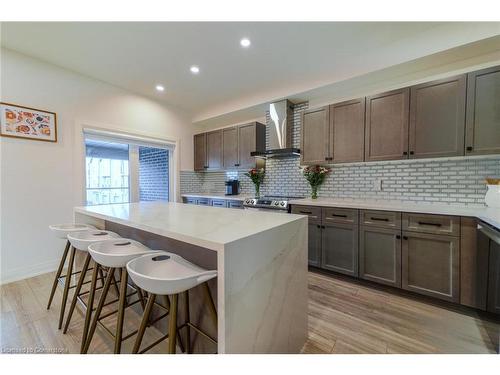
xmin=178 ymin=322 xmax=217 ymax=345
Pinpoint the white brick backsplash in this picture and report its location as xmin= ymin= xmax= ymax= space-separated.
xmin=181 ymin=101 xmax=500 ymax=206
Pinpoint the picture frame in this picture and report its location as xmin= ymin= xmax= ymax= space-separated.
xmin=0 ymin=102 xmax=57 ymax=142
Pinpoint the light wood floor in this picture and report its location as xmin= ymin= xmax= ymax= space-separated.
xmin=1 ymin=270 xmax=499 ymax=354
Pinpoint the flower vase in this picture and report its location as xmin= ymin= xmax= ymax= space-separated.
xmin=255 ymin=184 xmax=261 ymax=198
xmin=311 ymin=185 xmax=318 ymax=199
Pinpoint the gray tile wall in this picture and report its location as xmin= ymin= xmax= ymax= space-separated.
xmin=180 ymin=102 xmax=500 ymax=207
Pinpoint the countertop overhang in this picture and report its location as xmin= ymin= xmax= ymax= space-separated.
xmin=289 ymin=198 xmax=500 ymax=229
xmin=74 ymin=201 xmax=305 ymax=251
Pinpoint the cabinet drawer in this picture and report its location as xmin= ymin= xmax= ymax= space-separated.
xmin=361 ymin=210 xmax=401 ymax=229
xmin=211 ymin=199 xmax=226 ymax=207
xmin=227 ymin=200 xmax=243 ymax=209
xmin=323 ymin=207 xmax=358 ymax=224
xmin=402 ymin=213 xmax=460 ymax=236
xmin=291 ymin=205 xmax=322 ymax=222
xmin=197 ymin=198 xmax=211 ymax=206
xmin=183 ymin=197 xmax=198 ymax=205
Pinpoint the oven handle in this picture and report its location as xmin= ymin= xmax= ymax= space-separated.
xmin=477 ymin=223 xmax=500 ymax=245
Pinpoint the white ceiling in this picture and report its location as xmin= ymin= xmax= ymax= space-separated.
xmin=2 ymin=22 xmax=500 ymax=123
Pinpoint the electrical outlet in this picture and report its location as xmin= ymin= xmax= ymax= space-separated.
xmin=373 ymin=178 xmax=382 ymax=192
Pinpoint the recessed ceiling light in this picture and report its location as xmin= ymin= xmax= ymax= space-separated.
xmin=240 ymin=38 xmax=251 ymax=48
xmin=190 ymin=65 xmax=200 ymax=74
xmin=155 ymin=85 xmax=165 ymax=92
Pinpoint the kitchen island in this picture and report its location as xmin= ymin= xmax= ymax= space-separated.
xmin=74 ymin=201 xmax=308 ymax=354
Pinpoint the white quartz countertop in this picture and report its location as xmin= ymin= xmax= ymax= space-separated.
xmin=181 ymin=193 xmax=253 ymax=201
xmin=74 ymin=202 xmax=305 ymax=251
xmin=289 ymin=198 xmax=500 ymax=229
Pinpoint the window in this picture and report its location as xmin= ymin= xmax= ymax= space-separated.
xmin=84 ymin=132 xmax=172 ymax=206
xmin=85 ymin=140 xmax=130 ymax=205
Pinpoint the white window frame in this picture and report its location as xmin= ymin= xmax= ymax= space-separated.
xmin=77 ymin=125 xmax=179 ymax=205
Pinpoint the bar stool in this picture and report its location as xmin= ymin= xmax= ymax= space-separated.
xmin=64 ymin=229 xmax=121 ymax=349
xmin=82 ymin=239 xmax=157 ymax=354
xmin=126 ymin=252 xmax=218 ymax=354
xmin=47 ymin=224 xmax=97 ymax=328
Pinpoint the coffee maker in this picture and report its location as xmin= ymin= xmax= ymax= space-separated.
xmin=225 ymin=180 xmax=240 ymax=195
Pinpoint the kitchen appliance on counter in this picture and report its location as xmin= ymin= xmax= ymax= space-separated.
xmin=225 ymin=180 xmax=240 ymax=195
xmin=243 ymin=195 xmax=303 ymax=213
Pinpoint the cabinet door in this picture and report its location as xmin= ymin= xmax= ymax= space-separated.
xmin=487 ymin=240 xmax=500 ymax=314
xmin=460 ymin=217 xmax=488 ymax=310
xmin=238 ymin=123 xmax=258 ymax=169
xmin=300 ymin=107 xmax=330 ymax=165
xmin=365 ymin=88 xmax=409 ymax=161
xmin=330 ymin=98 xmax=365 ymax=163
xmin=194 ymin=133 xmax=207 ymax=171
xmin=321 ymin=222 xmax=358 ymax=276
xmin=402 ymin=231 xmax=459 ymax=302
xmin=206 ymin=130 xmax=222 ymax=170
xmin=308 ymin=222 xmax=322 ymax=267
xmin=409 ymin=75 xmax=466 ymax=158
xmin=222 ymin=127 xmax=239 ymax=169
xmin=465 ymin=65 xmax=500 ymax=155
xmin=359 ymin=226 xmax=401 ymax=287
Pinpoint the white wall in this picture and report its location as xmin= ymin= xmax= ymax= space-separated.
xmin=0 ymin=48 xmax=195 ymax=283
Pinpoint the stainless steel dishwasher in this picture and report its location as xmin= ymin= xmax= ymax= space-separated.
xmin=477 ymin=221 xmax=500 ymax=353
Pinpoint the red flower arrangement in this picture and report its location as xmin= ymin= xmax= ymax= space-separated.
xmin=302 ymin=165 xmax=330 ymax=199
xmin=244 ymin=168 xmax=265 ymax=197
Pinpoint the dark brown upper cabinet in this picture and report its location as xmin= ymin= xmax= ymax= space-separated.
xmin=206 ymin=130 xmax=222 ymax=170
xmin=196 ymin=122 xmax=265 ymax=171
xmin=222 ymin=127 xmax=238 ymax=169
xmin=300 ymin=106 xmax=330 ymax=165
xmin=193 ymin=133 xmax=207 ymax=171
xmin=237 ymin=122 xmax=266 ymax=169
xmin=409 ymin=75 xmax=466 ymax=159
xmin=465 ymin=65 xmax=500 ymax=155
xmin=330 ymin=98 xmax=365 ymax=163
xmin=365 ymin=88 xmax=410 ymax=161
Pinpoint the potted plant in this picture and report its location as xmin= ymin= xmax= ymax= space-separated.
xmin=244 ymin=168 xmax=265 ymax=198
xmin=302 ymin=165 xmax=330 ymax=199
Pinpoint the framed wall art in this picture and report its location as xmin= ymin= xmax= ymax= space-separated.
xmin=0 ymin=102 xmax=57 ymax=142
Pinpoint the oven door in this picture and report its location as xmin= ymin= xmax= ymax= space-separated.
xmin=243 ymin=206 xmax=289 ymax=214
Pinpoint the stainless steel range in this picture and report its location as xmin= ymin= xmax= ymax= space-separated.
xmin=243 ymin=195 xmax=303 ymax=212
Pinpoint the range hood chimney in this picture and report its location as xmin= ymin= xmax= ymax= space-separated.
xmin=251 ymin=99 xmax=300 ymax=159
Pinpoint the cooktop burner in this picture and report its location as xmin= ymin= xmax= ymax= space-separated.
xmin=243 ymin=195 xmax=304 ymax=210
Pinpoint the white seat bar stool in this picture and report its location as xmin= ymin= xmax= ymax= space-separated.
xmin=65 ymin=229 xmax=120 ymax=350
xmin=47 ymin=224 xmax=97 ymax=329
xmin=82 ymin=239 xmax=155 ymax=354
xmin=127 ymin=252 xmax=218 ymax=354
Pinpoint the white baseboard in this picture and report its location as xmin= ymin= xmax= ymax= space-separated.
xmin=0 ymin=259 xmax=60 ymax=285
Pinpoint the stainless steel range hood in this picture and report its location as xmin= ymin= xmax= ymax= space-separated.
xmin=251 ymin=99 xmax=300 ymax=159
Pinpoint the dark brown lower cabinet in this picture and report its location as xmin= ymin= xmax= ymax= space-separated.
xmin=460 ymin=217 xmax=489 ymax=310
xmin=402 ymin=231 xmax=459 ymax=303
xmin=322 ymin=222 xmax=359 ymax=277
xmin=308 ymin=222 xmax=322 ymax=267
xmin=359 ymin=226 xmax=401 ymax=287
xmin=488 ymin=240 xmax=500 ymax=314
